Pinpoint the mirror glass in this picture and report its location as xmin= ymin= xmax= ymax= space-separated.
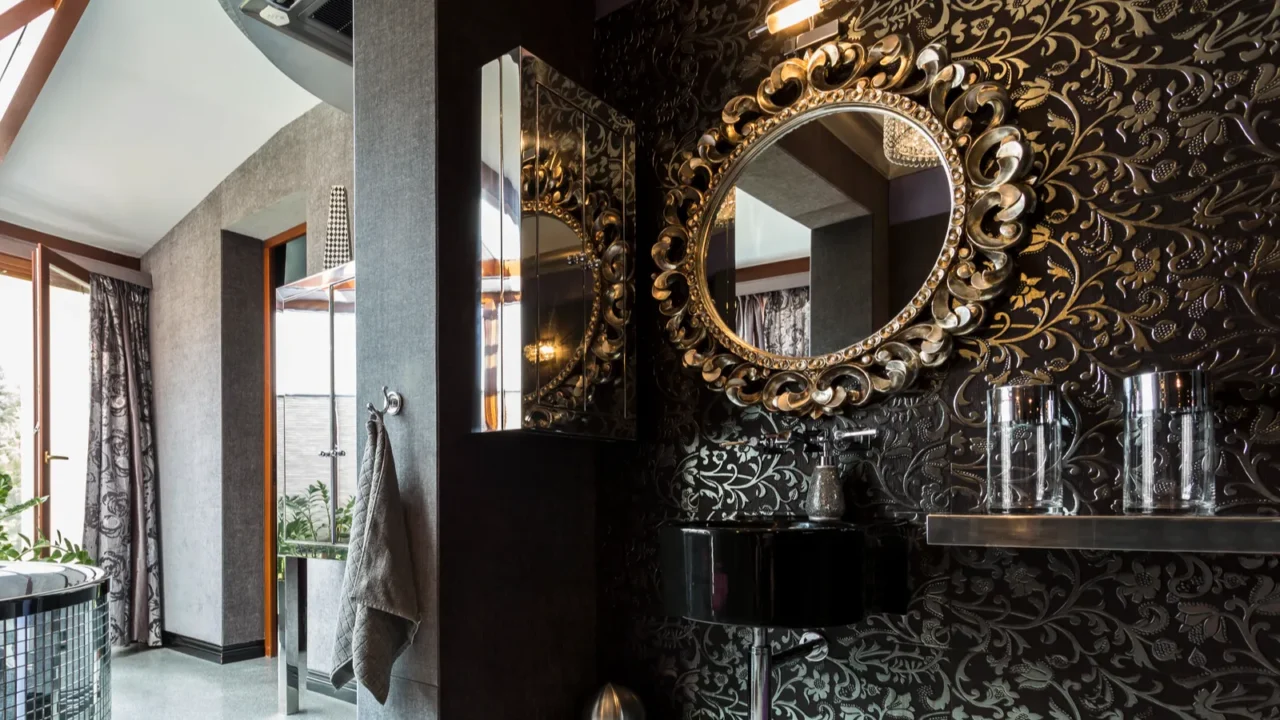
xmin=479 ymin=49 xmax=635 ymax=437
xmin=704 ymin=108 xmax=951 ymax=358
xmin=520 ymin=212 xmax=588 ymax=398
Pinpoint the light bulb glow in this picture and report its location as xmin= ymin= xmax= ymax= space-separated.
xmin=523 ymin=341 xmax=560 ymax=363
xmin=766 ymin=0 xmax=821 ymax=34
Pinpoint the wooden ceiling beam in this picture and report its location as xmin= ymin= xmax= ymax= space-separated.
xmin=0 ymin=218 xmax=141 ymax=270
xmin=736 ymin=257 xmax=811 ymax=283
xmin=0 ymin=0 xmax=53 ymax=42
xmin=0 ymin=250 xmax=32 ymax=281
xmin=0 ymin=0 xmax=89 ymax=163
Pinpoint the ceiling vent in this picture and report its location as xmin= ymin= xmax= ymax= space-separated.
xmin=310 ymin=0 xmax=352 ymax=38
xmin=240 ymin=0 xmax=352 ymax=65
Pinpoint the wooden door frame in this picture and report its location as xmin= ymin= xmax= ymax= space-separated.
xmin=0 ymin=251 xmax=32 ymax=539
xmin=32 ymin=244 xmax=91 ymax=538
xmin=262 ymin=222 xmax=306 ymax=656
xmin=0 ymin=249 xmax=33 ymax=281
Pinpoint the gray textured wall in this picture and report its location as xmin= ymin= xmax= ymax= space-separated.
xmin=353 ymin=0 xmax=440 ymax=713
xmin=353 ymin=1 xmax=599 ymax=715
xmin=214 ymin=103 xmax=355 ymax=275
xmin=142 ymin=102 xmax=354 ymax=649
xmin=143 ymin=198 xmax=225 ymax=643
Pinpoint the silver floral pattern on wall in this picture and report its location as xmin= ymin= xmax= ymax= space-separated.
xmin=594 ymin=0 xmax=1280 ymax=718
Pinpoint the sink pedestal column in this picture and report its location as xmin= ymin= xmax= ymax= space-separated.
xmin=279 ymin=557 xmax=308 ymax=715
xmin=747 ymin=629 xmax=828 ymax=720
xmin=749 ymin=628 xmax=770 ymax=720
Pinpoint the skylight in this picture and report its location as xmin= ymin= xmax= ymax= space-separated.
xmin=0 ymin=5 xmax=53 ymax=117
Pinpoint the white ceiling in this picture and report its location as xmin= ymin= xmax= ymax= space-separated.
xmin=0 ymin=0 xmax=320 ymax=256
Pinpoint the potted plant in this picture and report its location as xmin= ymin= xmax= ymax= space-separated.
xmin=0 ymin=470 xmax=91 ymax=563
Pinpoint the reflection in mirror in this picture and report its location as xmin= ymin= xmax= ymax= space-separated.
xmin=478 ymin=48 xmax=635 ymax=438
xmin=706 ymin=108 xmax=951 ymax=359
xmin=520 ymin=212 xmax=588 ymax=398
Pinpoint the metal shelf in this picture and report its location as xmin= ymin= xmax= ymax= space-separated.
xmin=926 ymin=514 xmax=1280 ymax=554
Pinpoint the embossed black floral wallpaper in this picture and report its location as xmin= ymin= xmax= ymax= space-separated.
xmin=592 ymin=1 xmax=1280 ymax=718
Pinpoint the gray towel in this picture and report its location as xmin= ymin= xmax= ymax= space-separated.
xmin=330 ymin=411 xmax=420 ymax=704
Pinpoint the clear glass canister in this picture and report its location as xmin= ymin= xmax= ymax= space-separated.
xmin=986 ymin=384 xmax=1063 ymax=514
xmin=1123 ymin=369 xmax=1216 ymax=515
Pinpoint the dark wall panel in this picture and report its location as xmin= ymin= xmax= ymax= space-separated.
xmin=435 ymin=0 xmax=599 ymax=718
xmin=811 ymin=215 xmax=875 ymax=354
xmin=219 ymin=230 xmax=266 ymax=646
xmin=593 ymin=2 xmax=1280 ymax=719
xmin=888 ymin=213 xmax=949 ymax=314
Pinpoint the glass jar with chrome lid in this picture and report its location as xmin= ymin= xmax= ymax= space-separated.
xmin=1122 ymin=369 xmax=1216 ymax=516
xmin=985 ymin=383 xmax=1064 ymax=515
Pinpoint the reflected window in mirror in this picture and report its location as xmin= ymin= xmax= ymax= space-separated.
xmin=706 ymin=109 xmax=950 ymax=360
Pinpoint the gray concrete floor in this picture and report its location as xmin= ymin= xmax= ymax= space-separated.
xmin=113 ymin=648 xmax=354 ymax=720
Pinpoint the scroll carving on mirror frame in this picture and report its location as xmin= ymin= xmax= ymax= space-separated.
xmin=651 ymin=32 xmax=1036 ymax=417
xmin=520 ymin=149 xmax=632 ymax=432
xmin=478 ymin=48 xmax=636 ymax=439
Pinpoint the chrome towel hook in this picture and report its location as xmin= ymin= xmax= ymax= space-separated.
xmin=368 ymin=385 xmax=403 ymax=417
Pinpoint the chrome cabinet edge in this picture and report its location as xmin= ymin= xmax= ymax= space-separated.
xmin=926 ymin=514 xmax=1280 ymax=554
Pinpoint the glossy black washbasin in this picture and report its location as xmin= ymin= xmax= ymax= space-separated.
xmin=659 ymin=517 xmax=869 ymax=628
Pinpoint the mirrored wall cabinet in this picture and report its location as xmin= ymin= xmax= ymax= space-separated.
xmin=478 ymin=48 xmax=636 ymax=439
xmin=274 ymin=261 xmax=356 ymax=559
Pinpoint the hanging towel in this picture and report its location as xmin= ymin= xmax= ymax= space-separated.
xmin=330 ymin=411 xmax=420 ymax=704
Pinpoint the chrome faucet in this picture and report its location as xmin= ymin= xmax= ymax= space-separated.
xmin=763 ymin=426 xmax=877 ymax=523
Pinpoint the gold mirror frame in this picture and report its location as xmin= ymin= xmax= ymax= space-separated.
xmin=521 ymin=151 xmax=631 ymax=429
xmin=652 ymin=33 xmax=1036 ymax=417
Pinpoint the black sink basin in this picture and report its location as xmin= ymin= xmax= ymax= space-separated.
xmin=660 ymin=517 xmax=868 ymax=628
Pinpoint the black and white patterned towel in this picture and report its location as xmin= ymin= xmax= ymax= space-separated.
xmin=324 ymin=185 xmax=352 ymax=269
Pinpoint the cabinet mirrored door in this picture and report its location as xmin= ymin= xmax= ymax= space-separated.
xmin=478 ymin=48 xmax=636 ymax=439
xmin=274 ymin=262 xmax=356 ymax=556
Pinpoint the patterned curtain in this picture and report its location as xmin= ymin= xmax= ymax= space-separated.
xmin=735 ymin=293 xmax=767 ymax=349
xmin=739 ymin=287 xmax=810 ymax=356
xmin=84 ymin=275 xmax=161 ymax=647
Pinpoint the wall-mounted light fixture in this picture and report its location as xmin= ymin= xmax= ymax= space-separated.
xmin=747 ymin=0 xmax=838 ymax=54
xmin=748 ymin=0 xmax=831 ymax=39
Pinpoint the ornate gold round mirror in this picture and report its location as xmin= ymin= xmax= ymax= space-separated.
xmin=703 ymin=107 xmax=950 ymax=360
xmin=653 ymin=33 xmax=1036 ymax=417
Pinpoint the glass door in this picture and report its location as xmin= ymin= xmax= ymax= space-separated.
xmin=0 ymin=252 xmax=34 ymax=543
xmin=331 ymin=276 xmax=356 ymax=544
xmin=273 ymin=263 xmax=355 ymax=552
xmin=275 ymin=283 xmax=336 ymax=546
xmin=33 ymin=246 xmax=91 ymax=546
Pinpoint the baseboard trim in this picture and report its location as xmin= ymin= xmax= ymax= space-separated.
xmin=162 ymin=632 xmax=266 ymax=665
xmin=308 ymin=670 xmax=357 ymax=704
